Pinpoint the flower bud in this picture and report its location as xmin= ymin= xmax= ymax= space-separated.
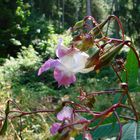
xmin=97 ymin=42 xmax=125 ymax=69
xmin=73 ymin=34 xmax=94 ymax=51
xmin=73 ymin=20 xmax=84 ymax=29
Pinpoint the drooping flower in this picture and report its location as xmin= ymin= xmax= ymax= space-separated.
xmin=57 ymin=106 xmax=73 ymax=121
xmin=50 ymin=106 xmax=88 ymax=136
xmin=38 ymin=38 xmax=94 ymax=86
xmin=50 ymin=106 xmax=73 ymax=135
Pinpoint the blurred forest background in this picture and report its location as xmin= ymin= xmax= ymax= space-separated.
xmin=0 ymin=0 xmax=140 ymax=139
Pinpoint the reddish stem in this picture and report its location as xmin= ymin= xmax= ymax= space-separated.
xmin=109 ymin=15 xmax=125 ymax=41
xmin=87 ymin=89 xmax=124 ymax=97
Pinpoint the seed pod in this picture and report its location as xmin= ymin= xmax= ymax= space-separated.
xmin=85 ymin=48 xmax=100 ymax=68
xmin=96 ymin=42 xmax=125 ymax=69
xmin=73 ymin=34 xmax=94 ymax=51
xmin=89 ymin=16 xmax=111 ymax=37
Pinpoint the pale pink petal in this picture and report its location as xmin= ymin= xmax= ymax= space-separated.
xmin=79 ymin=66 xmax=95 ymax=73
xmin=57 ymin=106 xmax=73 ymax=121
xmin=84 ymin=132 xmax=93 ymax=140
xmin=54 ymin=68 xmax=76 ymax=86
xmin=59 ymin=50 xmax=90 ymax=73
xmin=38 ymin=59 xmax=59 ymax=76
xmin=56 ymin=38 xmax=73 ymax=58
xmin=50 ymin=123 xmax=61 ymax=135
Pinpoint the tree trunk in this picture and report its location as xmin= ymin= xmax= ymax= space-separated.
xmin=114 ymin=0 xmax=120 ymax=38
xmin=86 ymin=0 xmax=92 ymax=16
xmin=86 ymin=0 xmax=93 ymax=29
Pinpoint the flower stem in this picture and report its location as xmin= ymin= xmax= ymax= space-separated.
xmin=114 ymin=111 xmax=122 ymax=140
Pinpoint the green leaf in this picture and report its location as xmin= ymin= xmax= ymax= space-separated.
xmin=76 ymin=123 xmax=120 ymax=140
xmin=73 ymin=20 xmax=84 ymax=29
xmin=122 ymin=121 xmax=140 ymax=140
xmin=93 ymin=123 xmax=120 ymax=139
xmin=0 ymin=117 xmax=8 ymax=135
xmin=121 ymin=49 xmax=139 ymax=90
xmin=0 ymin=101 xmax=10 ymax=135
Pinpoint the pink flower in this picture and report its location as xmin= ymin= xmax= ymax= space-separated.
xmin=50 ymin=123 xmax=61 ymax=135
xmin=50 ymin=106 xmax=73 ymax=135
xmin=57 ymin=106 xmax=73 ymax=121
xmin=50 ymin=106 xmax=88 ymax=135
xmin=38 ymin=38 xmax=94 ymax=86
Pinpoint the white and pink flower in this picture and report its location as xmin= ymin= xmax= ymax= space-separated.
xmin=50 ymin=106 xmax=73 ymax=135
xmin=38 ymin=38 xmax=94 ymax=86
xmin=50 ymin=106 xmax=88 ymax=136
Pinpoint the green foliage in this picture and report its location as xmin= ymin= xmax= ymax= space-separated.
xmin=0 ymin=0 xmax=31 ymax=57
xmin=0 ymin=45 xmax=54 ymax=139
xmin=0 ymin=45 xmax=41 ymax=99
xmin=91 ymin=0 xmax=109 ymax=21
xmin=118 ymin=0 xmax=140 ymax=46
xmin=0 ymin=32 xmax=73 ymax=111
xmin=0 ymin=0 xmax=110 ymax=58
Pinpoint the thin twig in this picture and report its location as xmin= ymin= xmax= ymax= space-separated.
xmin=87 ymin=89 xmax=124 ymax=97
xmin=88 ymin=117 xmax=105 ymax=131
xmin=111 ymin=64 xmax=122 ymax=82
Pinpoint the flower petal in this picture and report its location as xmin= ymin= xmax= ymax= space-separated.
xmin=56 ymin=38 xmax=73 ymax=58
xmin=50 ymin=123 xmax=61 ymax=135
xmin=38 ymin=59 xmax=59 ymax=76
xmin=72 ymin=51 xmax=89 ymax=72
xmin=59 ymin=51 xmax=90 ymax=73
xmin=57 ymin=106 xmax=73 ymax=121
xmin=54 ymin=68 xmax=76 ymax=86
xmin=79 ymin=66 xmax=95 ymax=73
